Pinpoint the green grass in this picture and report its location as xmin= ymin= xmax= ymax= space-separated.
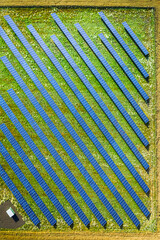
xmin=0 ymin=7 xmax=156 ymax=232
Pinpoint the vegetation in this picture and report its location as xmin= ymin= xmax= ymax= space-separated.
xmin=0 ymin=7 xmax=156 ymax=232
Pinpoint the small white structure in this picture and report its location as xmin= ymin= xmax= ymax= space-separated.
xmin=6 ymin=207 xmax=15 ymax=218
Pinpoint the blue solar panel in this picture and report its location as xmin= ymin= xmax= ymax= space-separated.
xmin=75 ymin=23 xmax=149 ymax=124
xmin=1 ymin=16 xmax=150 ymax=221
xmin=99 ymin=33 xmax=149 ymax=102
xmin=1 ymin=57 xmax=150 ymax=225
xmin=0 ymin=141 xmax=56 ymax=226
xmin=98 ymin=12 xmax=149 ymax=79
xmin=0 ymin=120 xmax=73 ymax=227
xmin=50 ymin=13 xmax=149 ymax=148
xmin=0 ymin=73 xmax=106 ymax=227
xmin=51 ymin=36 xmax=149 ymax=174
xmin=0 ymin=163 xmax=40 ymax=226
xmin=122 ymin=22 xmax=149 ymax=57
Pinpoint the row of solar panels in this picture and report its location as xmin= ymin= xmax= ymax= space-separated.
xmin=0 ymin=12 xmax=150 ymax=228
xmin=0 ymin=162 xmax=40 ymax=226
xmin=98 ymin=12 xmax=149 ymax=79
xmin=122 ymin=21 xmax=149 ymax=57
xmin=51 ymin=13 xmax=149 ymax=148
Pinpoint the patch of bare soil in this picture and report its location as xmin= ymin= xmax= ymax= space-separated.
xmin=0 ymin=200 xmax=25 ymax=229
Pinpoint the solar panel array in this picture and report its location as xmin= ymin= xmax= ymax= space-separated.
xmin=3 ymin=30 xmax=145 ymax=227
xmin=98 ymin=11 xmax=149 ymax=79
xmin=51 ymin=34 xmax=149 ymax=172
xmin=28 ymin=25 xmax=149 ymax=189
xmin=2 ymin=93 xmax=89 ymax=228
xmin=0 ymin=17 xmax=149 ymax=210
xmin=0 ymin=59 xmax=108 ymax=228
xmin=51 ymin=13 xmax=149 ymax=148
xmin=0 ymin=25 xmax=91 ymax=227
xmin=122 ymin=21 xmax=149 ymax=57
xmin=8 ymin=88 xmax=115 ymax=227
xmin=99 ymin=33 xmax=149 ymax=102
xmin=0 ymin=10 xmax=152 ymax=230
xmin=8 ymin=21 xmax=149 ymax=208
xmin=0 ymin=140 xmax=56 ymax=226
xmin=75 ymin=23 xmax=148 ymax=124
xmin=1 ymin=56 xmax=150 ymax=223
xmin=0 ymin=105 xmax=73 ymax=227
xmin=0 ymin=163 xmax=40 ymax=226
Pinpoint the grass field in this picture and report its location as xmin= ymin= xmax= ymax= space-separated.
xmin=0 ymin=7 xmax=156 ymax=233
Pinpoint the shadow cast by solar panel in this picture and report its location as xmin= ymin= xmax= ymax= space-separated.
xmin=12 ymin=214 xmax=19 ymax=222
xmin=37 ymin=222 xmax=41 ymax=229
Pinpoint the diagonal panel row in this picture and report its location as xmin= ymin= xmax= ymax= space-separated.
xmin=0 ymin=162 xmax=40 ymax=226
xmin=75 ymin=23 xmax=148 ymax=124
xmin=122 ymin=22 xmax=149 ymax=57
xmin=99 ymin=33 xmax=149 ymax=102
xmin=51 ymin=13 xmax=149 ymax=148
xmin=51 ymin=34 xmax=149 ymax=172
xmin=0 ymin=112 xmax=73 ymax=227
xmin=98 ymin=11 xmax=149 ymax=79
xmin=0 ymin=141 xmax=56 ymax=226
xmin=0 ymin=60 xmax=107 ymax=227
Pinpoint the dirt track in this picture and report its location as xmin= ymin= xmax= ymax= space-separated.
xmin=0 ymin=231 xmax=160 ymax=240
xmin=0 ymin=0 xmax=160 ymax=239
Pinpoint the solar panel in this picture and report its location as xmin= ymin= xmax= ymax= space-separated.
xmin=0 ymin=56 xmax=150 ymax=224
xmin=75 ymin=23 xmax=149 ymax=124
xmin=0 ymin=141 xmax=56 ymax=226
xmin=122 ymin=22 xmax=149 ymax=57
xmin=98 ymin=11 xmax=149 ymax=79
xmin=99 ymin=33 xmax=149 ymax=102
xmin=0 ymin=87 xmax=106 ymax=227
xmin=0 ymin=121 xmax=73 ymax=227
xmin=1 ymin=16 xmax=150 ymax=219
xmin=50 ymin=13 xmax=149 ymax=148
xmin=0 ymin=163 xmax=40 ymax=226
xmin=51 ymin=34 xmax=149 ymax=172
